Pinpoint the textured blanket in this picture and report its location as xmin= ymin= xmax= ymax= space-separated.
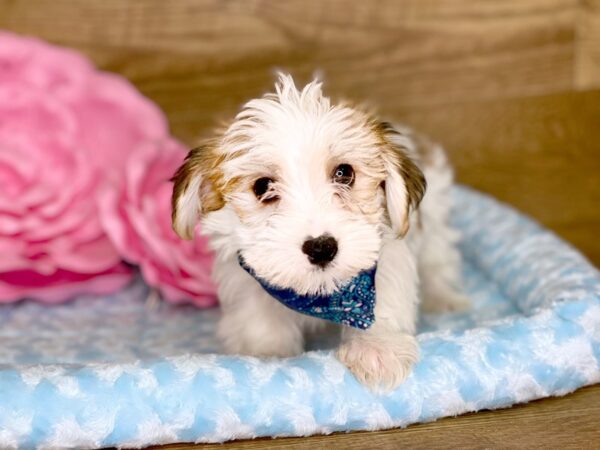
xmin=1 ymin=186 xmax=599 ymax=449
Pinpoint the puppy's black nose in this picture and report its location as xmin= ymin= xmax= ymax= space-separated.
xmin=302 ymin=234 xmax=338 ymax=267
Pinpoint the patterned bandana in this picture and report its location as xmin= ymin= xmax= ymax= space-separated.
xmin=238 ymin=254 xmax=377 ymax=330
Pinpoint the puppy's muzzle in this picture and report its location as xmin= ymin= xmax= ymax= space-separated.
xmin=302 ymin=234 xmax=338 ymax=268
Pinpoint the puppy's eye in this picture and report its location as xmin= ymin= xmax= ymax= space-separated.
xmin=252 ymin=177 xmax=278 ymax=202
xmin=332 ymin=164 xmax=355 ymax=186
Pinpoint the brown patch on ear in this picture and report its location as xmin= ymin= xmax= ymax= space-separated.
xmin=396 ymin=146 xmax=427 ymax=215
xmin=170 ymin=144 xmax=225 ymax=238
xmin=374 ymin=121 xmax=427 ymax=237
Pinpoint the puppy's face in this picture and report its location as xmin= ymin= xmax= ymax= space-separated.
xmin=172 ymin=74 xmax=425 ymax=295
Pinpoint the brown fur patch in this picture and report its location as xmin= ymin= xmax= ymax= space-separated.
xmin=220 ymin=174 xmax=245 ymax=197
xmin=170 ymin=143 xmax=226 ymax=231
xmin=373 ymin=121 xmax=427 ymax=236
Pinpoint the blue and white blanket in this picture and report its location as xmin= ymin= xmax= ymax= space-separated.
xmin=1 ymin=186 xmax=599 ymax=449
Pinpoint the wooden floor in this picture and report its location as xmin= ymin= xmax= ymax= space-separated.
xmin=149 ymin=384 xmax=600 ymax=449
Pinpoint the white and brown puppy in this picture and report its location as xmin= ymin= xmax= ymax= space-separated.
xmin=171 ymin=74 xmax=468 ymax=391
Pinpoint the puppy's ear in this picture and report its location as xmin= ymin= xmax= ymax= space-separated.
xmin=171 ymin=145 xmax=224 ymax=240
xmin=377 ymin=122 xmax=426 ymax=237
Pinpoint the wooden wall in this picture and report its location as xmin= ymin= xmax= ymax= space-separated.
xmin=1 ymin=0 xmax=598 ymax=264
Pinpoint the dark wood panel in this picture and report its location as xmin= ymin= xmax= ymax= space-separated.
xmin=398 ymin=90 xmax=600 ymax=265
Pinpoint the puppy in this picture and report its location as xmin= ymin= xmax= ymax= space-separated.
xmin=171 ymin=73 xmax=467 ymax=391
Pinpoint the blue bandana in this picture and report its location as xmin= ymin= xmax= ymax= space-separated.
xmin=238 ymin=255 xmax=377 ymax=330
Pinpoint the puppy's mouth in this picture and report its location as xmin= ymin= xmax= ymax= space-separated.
xmin=237 ymin=251 xmax=337 ymax=295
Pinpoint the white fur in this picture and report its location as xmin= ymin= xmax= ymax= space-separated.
xmin=174 ymin=175 xmax=203 ymax=240
xmin=173 ymin=73 xmax=467 ymax=391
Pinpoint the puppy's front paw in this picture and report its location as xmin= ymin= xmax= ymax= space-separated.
xmin=337 ymin=333 xmax=418 ymax=392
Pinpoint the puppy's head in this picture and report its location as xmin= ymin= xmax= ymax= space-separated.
xmin=172 ymin=74 xmax=425 ymax=295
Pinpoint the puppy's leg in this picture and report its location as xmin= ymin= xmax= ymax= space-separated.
xmin=418 ymin=146 xmax=469 ymax=313
xmin=215 ymin=261 xmax=305 ymax=358
xmin=337 ymin=239 xmax=419 ymax=391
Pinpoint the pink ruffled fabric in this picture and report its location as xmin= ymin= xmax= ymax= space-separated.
xmin=0 ymin=32 xmax=216 ymax=305
xmin=98 ymin=139 xmax=217 ymax=306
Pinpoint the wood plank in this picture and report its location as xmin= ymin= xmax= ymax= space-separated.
xmin=575 ymin=0 xmax=600 ymax=89
xmin=146 ymin=384 xmax=600 ymax=449
xmin=0 ymin=0 xmax=578 ymax=127
xmin=397 ymin=89 xmax=600 ymax=266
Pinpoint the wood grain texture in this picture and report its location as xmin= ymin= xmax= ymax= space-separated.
xmin=0 ymin=0 xmax=580 ymax=139
xmin=576 ymin=0 xmax=600 ymax=88
xmin=399 ymin=90 xmax=600 ymax=266
xmin=145 ymin=384 xmax=600 ymax=449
